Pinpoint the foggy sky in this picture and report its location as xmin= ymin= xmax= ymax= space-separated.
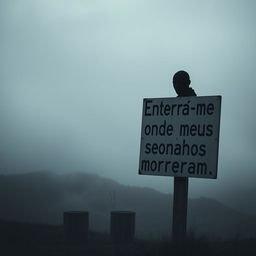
xmin=1 ymin=0 xmax=256 ymax=200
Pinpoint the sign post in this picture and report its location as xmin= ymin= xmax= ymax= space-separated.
xmin=172 ymin=177 xmax=188 ymax=244
xmin=138 ymin=95 xmax=221 ymax=243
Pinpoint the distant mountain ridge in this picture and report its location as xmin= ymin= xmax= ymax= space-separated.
xmin=0 ymin=171 xmax=255 ymax=239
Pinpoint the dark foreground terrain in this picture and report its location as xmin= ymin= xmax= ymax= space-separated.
xmin=1 ymin=220 xmax=256 ymax=256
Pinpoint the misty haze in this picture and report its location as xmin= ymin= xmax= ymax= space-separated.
xmin=1 ymin=0 xmax=256 ymax=255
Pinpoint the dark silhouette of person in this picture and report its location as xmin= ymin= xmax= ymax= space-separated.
xmin=173 ymin=70 xmax=197 ymax=97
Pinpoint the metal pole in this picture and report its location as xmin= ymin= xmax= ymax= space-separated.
xmin=172 ymin=177 xmax=188 ymax=244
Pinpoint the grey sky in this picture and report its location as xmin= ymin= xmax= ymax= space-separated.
xmin=1 ymin=0 xmax=256 ymax=199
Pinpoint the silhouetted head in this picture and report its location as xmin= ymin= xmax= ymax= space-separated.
xmin=173 ymin=70 xmax=191 ymax=96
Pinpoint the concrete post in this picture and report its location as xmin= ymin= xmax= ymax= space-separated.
xmin=63 ymin=211 xmax=89 ymax=245
xmin=110 ymin=211 xmax=136 ymax=242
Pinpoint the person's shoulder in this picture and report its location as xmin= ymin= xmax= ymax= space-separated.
xmin=188 ymin=87 xmax=197 ymax=96
xmin=176 ymin=87 xmax=197 ymax=97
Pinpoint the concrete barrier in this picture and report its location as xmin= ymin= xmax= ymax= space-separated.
xmin=110 ymin=211 xmax=135 ymax=242
xmin=63 ymin=211 xmax=89 ymax=245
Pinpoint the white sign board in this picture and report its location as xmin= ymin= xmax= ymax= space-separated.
xmin=138 ymin=96 xmax=221 ymax=179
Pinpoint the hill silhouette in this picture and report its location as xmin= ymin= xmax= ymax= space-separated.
xmin=0 ymin=171 xmax=256 ymax=239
